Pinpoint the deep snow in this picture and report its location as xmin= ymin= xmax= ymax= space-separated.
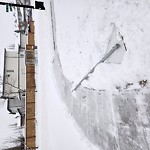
xmin=34 ymin=0 xmax=150 ymax=150
xmin=0 ymin=100 xmax=21 ymax=149
xmin=33 ymin=1 xmax=98 ymax=149
xmin=54 ymin=0 xmax=150 ymax=91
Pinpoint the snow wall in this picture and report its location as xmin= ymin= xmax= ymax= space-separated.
xmin=53 ymin=51 xmax=150 ymax=150
xmin=51 ymin=0 xmax=150 ymax=149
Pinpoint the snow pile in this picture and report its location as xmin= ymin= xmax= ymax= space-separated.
xmin=51 ymin=1 xmax=150 ymax=150
xmin=33 ymin=0 xmax=150 ymax=149
xmin=0 ymin=100 xmax=22 ymax=149
xmin=54 ymin=0 xmax=150 ymax=91
xmin=33 ymin=2 xmax=98 ymax=149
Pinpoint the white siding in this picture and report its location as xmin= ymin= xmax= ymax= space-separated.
xmin=3 ymin=50 xmax=25 ymax=98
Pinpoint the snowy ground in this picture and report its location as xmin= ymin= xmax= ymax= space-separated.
xmin=34 ymin=0 xmax=150 ymax=150
xmin=52 ymin=1 xmax=150 ymax=149
xmin=54 ymin=0 xmax=150 ymax=91
xmin=0 ymin=100 xmax=21 ymax=149
xmin=34 ymin=2 xmax=99 ymax=149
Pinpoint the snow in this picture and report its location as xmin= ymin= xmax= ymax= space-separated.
xmin=33 ymin=0 xmax=150 ymax=149
xmin=0 ymin=100 xmax=21 ymax=149
xmin=33 ymin=2 xmax=98 ymax=149
xmin=1 ymin=0 xmax=149 ymax=149
xmin=1 ymin=0 xmax=150 ymax=149
xmin=53 ymin=0 xmax=150 ymax=91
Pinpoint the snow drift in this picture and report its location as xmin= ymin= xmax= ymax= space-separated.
xmin=34 ymin=0 xmax=150 ymax=149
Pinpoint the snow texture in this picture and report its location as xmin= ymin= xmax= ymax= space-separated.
xmin=33 ymin=1 xmax=98 ymax=149
xmin=34 ymin=0 xmax=150 ymax=150
xmin=0 ymin=100 xmax=22 ymax=149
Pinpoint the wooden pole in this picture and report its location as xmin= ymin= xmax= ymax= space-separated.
xmin=25 ymin=20 xmax=38 ymax=149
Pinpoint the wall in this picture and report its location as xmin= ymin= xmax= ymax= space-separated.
xmin=3 ymin=50 xmax=25 ymax=98
xmin=3 ymin=50 xmax=19 ymax=97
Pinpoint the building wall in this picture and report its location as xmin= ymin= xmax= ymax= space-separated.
xmin=18 ymin=49 xmax=26 ymax=94
xmin=3 ymin=50 xmax=19 ymax=97
xmin=3 ymin=49 xmax=25 ymax=98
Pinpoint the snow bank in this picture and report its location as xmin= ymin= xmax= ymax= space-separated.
xmin=53 ymin=32 xmax=150 ymax=150
xmin=34 ymin=0 xmax=98 ymax=149
xmin=52 ymin=0 xmax=150 ymax=149
xmin=34 ymin=0 xmax=150 ymax=149
xmin=54 ymin=0 xmax=150 ymax=91
xmin=0 ymin=100 xmax=22 ymax=149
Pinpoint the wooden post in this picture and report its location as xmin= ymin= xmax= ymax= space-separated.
xmin=26 ymin=20 xmax=37 ymax=149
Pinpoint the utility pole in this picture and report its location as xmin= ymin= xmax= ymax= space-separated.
xmin=0 ymin=1 xmax=45 ymax=149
